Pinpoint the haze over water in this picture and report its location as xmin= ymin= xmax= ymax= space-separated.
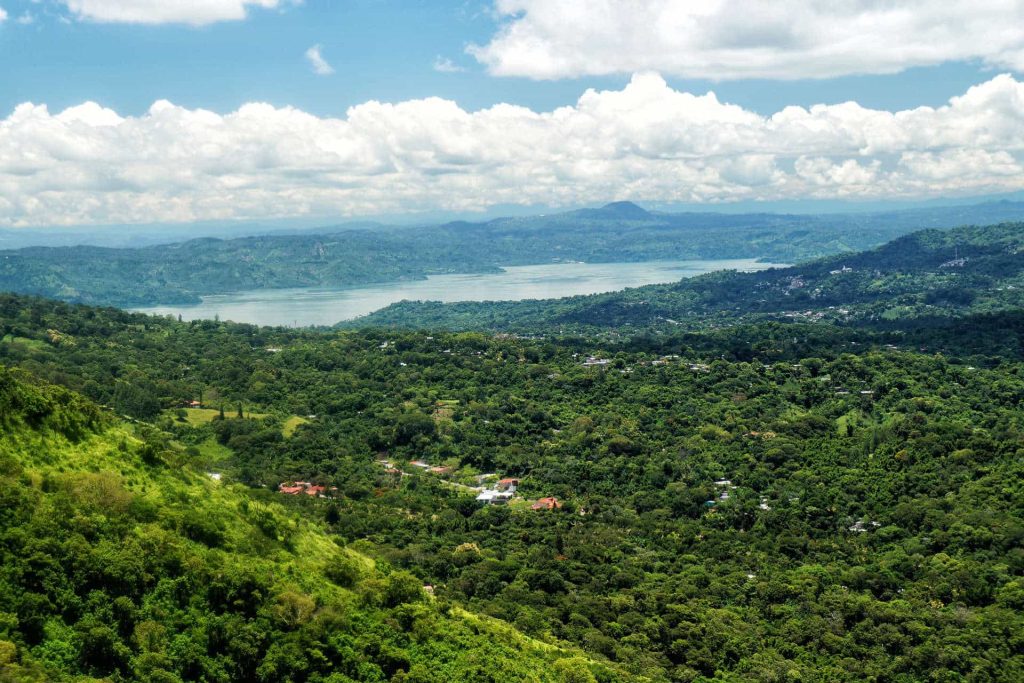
xmin=134 ymin=258 xmax=787 ymax=327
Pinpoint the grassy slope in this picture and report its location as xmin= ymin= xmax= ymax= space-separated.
xmin=0 ymin=368 xmax=631 ymax=683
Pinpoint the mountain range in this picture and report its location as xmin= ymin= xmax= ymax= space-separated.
xmin=3 ymin=200 xmax=1024 ymax=308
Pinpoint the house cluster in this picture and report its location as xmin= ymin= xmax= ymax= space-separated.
xmin=376 ymin=460 xmax=404 ymax=477
xmin=476 ymin=477 xmax=519 ymax=505
xmin=410 ymin=460 xmax=453 ymax=475
xmin=786 ymin=276 xmax=806 ymax=292
xmin=715 ymin=479 xmax=736 ymax=501
xmin=703 ymin=479 xmax=775 ymax=512
xmin=833 ymin=388 xmax=875 ymax=398
xmin=782 ymin=310 xmax=827 ymax=321
xmin=705 ymin=479 xmax=737 ymax=507
xmin=278 ymin=481 xmax=334 ymax=497
xmin=375 ymin=460 xmax=563 ymax=511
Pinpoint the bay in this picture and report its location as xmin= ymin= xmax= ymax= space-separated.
xmin=133 ymin=258 xmax=788 ymax=327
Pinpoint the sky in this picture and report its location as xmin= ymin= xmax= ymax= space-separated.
xmin=1 ymin=0 xmax=1024 ymax=228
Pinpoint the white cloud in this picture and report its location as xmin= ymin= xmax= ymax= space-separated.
xmin=305 ymin=44 xmax=334 ymax=76
xmin=433 ymin=56 xmax=466 ymax=73
xmin=470 ymin=0 xmax=1024 ymax=80
xmin=0 ymin=7 xmax=7 ymax=23
xmin=2 ymin=74 xmax=1024 ymax=227
xmin=61 ymin=0 xmax=287 ymax=26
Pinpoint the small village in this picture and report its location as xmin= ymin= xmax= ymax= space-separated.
xmin=275 ymin=457 xmax=564 ymax=511
xmin=374 ymin=459 xmax=563 ymax=511
xmin=284 ymin=457 xmax=801 ymax=521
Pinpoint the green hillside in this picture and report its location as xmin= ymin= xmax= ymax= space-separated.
xmin=1 ymin=292 xmax=1023 ymax=681
xmin=0 ymin=366 xmax=630 ymax=683
xmin=4 ymin=204 xmax=1024 ymax=308
xmin=346 ymin=222 xmax=1024 ymax=333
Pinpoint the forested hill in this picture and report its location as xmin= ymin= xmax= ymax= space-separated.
xmin=1 ymin=295 xmax=1023 ymax=680
xmin=4 ymin=201 xmax=1024 ymax=307
xmin=0 ymin=366 xmax=628 ymax=682
xmin=345 ymin=222 xmax=1024 ymax=333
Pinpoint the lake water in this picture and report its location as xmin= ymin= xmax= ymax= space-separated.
xmin=134 ymin=258 xmax=788 ymax=327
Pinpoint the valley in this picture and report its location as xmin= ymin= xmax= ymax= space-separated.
xmin=1 ymin=218 xmax=1023 ymax=680
xmin=9 ymin=5 xmax=1024 ymax=681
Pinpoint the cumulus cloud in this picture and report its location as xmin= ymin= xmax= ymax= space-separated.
xmin=305 ymin=44 xmax=334 ymax=76
xmin=469 ymin=0 xmax=1024 ymax=80
xmin=61 ymin=0 xmax=287 ymax=26
xmin=0 ymin=7 xmax=7 ymax=23
xmin=2 ymin=74 xmax=1024 ymax=227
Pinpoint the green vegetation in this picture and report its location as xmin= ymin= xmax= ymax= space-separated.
xmin=178 ymin=408 xmax=227 ymax=425
xmin=2 ymin=269 xmax=1024 ymax=680
xmin=2 ymin=221 xmax=1024 ymax=681
xmin=283 ymin=416 xmax=311 ymax=438
xmin=0 ymin=366 xmax=628 ymax=682
xmin=5 ymin=202 xmax=1024 ymax=308
xmin=347 ymin=222 xmax=1024 ymax=334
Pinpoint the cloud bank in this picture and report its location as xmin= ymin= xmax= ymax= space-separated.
xmin=2 ymin=73 xmax=1024 ymax=227
xmin=61 ymin=0 xmax=287 ymax=26
xmin=470 ymin=0 xmax=1024 ymax=80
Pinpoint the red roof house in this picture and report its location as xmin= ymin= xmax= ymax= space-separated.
xmin=531 ymin=497 xmax=562 ymax=510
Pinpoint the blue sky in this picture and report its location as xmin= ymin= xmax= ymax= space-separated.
xmin=1 ymin=1 xmax=1023 ymax=227
xmin=0 ymin=1 xmax=1004 ymax=116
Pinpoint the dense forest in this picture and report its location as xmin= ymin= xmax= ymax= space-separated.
xmin=0 ymin=364 xmax=628 ymax=682
xmin=4 ymin=201 xmax=1024 ymax=307
xmin=1 ymin=277 xmax=1023 ymax=680
xmin=347 ymin=222 xmax=1024 ymax=334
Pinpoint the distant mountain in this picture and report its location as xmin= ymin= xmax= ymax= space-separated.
xmin=3 ymin=200 xmax=1024 ymax=307
xmin=0 ymin=220 xmax=389 ymax=250
xmin=572 ymin=201 xmax=653 ymax=220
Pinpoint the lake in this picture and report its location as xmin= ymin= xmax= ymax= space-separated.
xmin=133 ymin=258 xmax=788 ymax=327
